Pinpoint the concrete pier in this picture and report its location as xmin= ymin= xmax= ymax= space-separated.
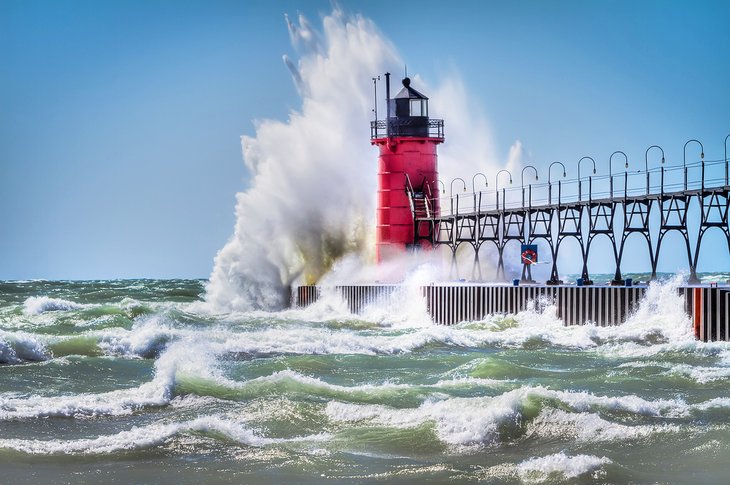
xmin=293 ymin=283 xmax=730 ymax=342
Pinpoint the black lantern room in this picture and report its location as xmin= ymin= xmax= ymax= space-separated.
xmin=388 ymin=77 xmax=430 ymax=137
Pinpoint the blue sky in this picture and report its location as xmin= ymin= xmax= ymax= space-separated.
xmin=1 ymin=0 xmax=728 ymax=279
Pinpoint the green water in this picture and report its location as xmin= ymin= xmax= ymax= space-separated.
xmin=1 ymin=277 xmax=729 ymax=483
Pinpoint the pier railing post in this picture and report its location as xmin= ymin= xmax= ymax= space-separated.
xmin=725 ymin=134 xmax=730 ymax=187
xmin=661 ymin=167 xmax=665 ymax=197
xmin=701 ymin=159 xmax=705 ymax=192
xmin=589 ymin=176 xmax=592 ymax=203
xmin=558 ymin=180 xmax=562 ymax=206
xmin=610 ymin=176 xmax=613 ymax=199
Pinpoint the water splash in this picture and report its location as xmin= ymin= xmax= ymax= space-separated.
xmin=23 ymin=296 xmax=84 ymax=315
xmin=203 ymin=9 xmax=521 ymax=312
xmin=517 ymin=452 xmax=611 ymax=481
xmin=204 ymin=10 xmax=397 ymax=312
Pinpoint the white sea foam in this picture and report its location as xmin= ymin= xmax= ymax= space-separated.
xmin=517 ymin=452 xmax=611 ymax=481
xmin=326 ymin=393 xmax=517 ymax=448
xmin=1 ymin=318 xmax=184 ymax=364
xmin=359 ymin=265 xmax=439 ymax=328
xmin=691 ymin=397 xmax=730 ymax=412
xmin=0 ymin=330 xmax=49 ymax=363
xmin=529 ymin=408 xmax=680 ymax=442
xmin=214 ymin=324 xmax=503 ymax=356
xmin=23 ymin=296 xmax=85 ymax=315
xmin=41 ymin=315 xmax=449 ymax=360
xmin=325 ymin=385 xmax=700 ymax=448
xmin=0 ymin=381 xmax=170 ymax=420
xmin=0 ymin=416 xmax=328 ymax=455
xmin=618 ymin=360 xmax=730 ymax=384
xmin=227 ymin=369 xmax=509 ymax=402
xmin=232 ymin=370 xmax=420 ymax=402
xmin=432 ymin=376 xmax=513 ymax=389
xmin=95 ymin=316 xmax=188 ymax=358
xmin=602 ymin=274 xmax=693 ymax=341
xmin=0 ymin=341 xmax=212 ymax=419
xmin=173 ymin=307 xmax=671 ymax=357
xmin=283 ymin=286 xmax=363 ymax=323
xmin=217 ymin=312 xmax=573 ymax=356
xmin=472 ymin=274 xmax=700 ymax=354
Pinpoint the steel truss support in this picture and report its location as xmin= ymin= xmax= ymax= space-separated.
xmin=657 ymin=194 xmax=697 ymax=283
xmin=585 ymin=202 xmax=619 ymax=285
xmin=494 ymin=210 xmax=526 ymax=281
xmin=692 ymin=189 xmax=730 ymax=278
xmin=616 ymin=199 xmax=655 ymax=283
xmin=552 ymin=205 xmax=586 ymax=285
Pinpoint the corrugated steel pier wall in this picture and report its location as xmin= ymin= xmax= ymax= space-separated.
xmin=293 ymin=284 xmax=730 ymax=342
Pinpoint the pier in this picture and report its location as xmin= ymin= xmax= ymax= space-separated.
xmin=293 ymin=135 xmax=730 ymax=340
xmin=294 ymin=283 xmax=730 ymax=342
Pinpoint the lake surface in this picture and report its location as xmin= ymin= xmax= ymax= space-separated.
xmin=1 ymin=277 xmax=729 ymax=483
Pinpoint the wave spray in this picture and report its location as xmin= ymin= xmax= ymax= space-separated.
xmin=204 ymin=9 xmax=519 ymax=312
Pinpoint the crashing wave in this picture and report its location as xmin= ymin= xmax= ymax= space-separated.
xmin=23 ymin=296 xmax=84 ymax=315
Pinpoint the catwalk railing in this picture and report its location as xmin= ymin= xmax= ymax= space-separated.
xmin=408 ymin=136 xmax=730 ymax=284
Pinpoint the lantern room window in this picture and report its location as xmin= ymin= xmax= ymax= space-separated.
xmin=409 ymin=99 xmax=428 ymax=117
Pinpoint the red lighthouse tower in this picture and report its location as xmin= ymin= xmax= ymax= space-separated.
xmin=370 ymin=74 xmax=444 ymax=262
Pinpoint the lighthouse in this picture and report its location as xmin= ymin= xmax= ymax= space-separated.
xmin=370 ymin=74 xmax=444 ymax=262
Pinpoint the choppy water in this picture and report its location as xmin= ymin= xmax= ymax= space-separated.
xmin=1 ymin=277 xmax=730 ymax=483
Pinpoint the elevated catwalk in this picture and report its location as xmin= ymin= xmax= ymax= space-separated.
xmin=294 ymin=283 xmax=730 ymax=342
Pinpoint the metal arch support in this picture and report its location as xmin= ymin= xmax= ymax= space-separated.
xmin=692 ymin=225 xmax=730 ymax=280
xmin=657 ymin=192 xmax=697 ymax=282
xmin=473 ymin=238 xmax=501 ymax=281
xmin=692 ymin=189 xmax=730 ymax=278
xmin=585 ymin=200 xmax=620 ymax=284
xmin=586 ymin=231 xmax=621 ymax=282
xmin=616 ymin=231 xmax=655 ymax=282
xmin=554 ymin=203 xmax=588 ymax=284
xmin=655 ymin=227 xmax=695 ymax=282
xmin=450 ymin=239 xmax=477 ymax=280
xmin=500 ymin=209 xmax=527 ymax=282
xmin=554 ymin=233 xmax=587 ymax=283
xmin=495 ymin=238 xmax=526 ymax=282
xmin=615 ymin=198 xmax=654 ymax=283
xmin=472 ymin=240 xmax=485 ymax=281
